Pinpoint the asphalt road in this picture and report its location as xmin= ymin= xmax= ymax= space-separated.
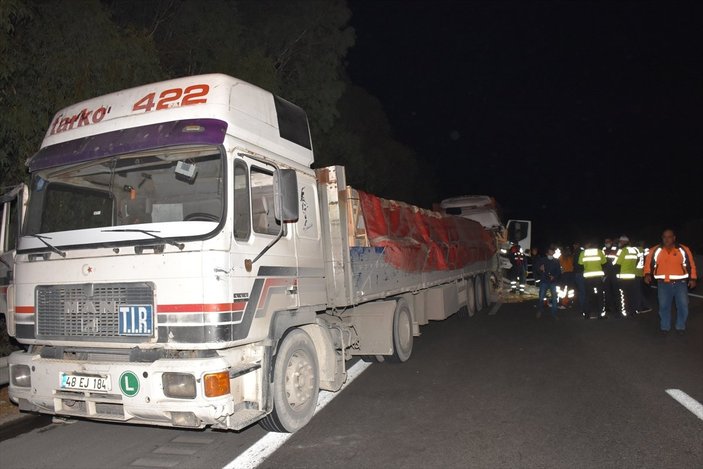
xmin=1 ymin=293 xmax=701 ymax=469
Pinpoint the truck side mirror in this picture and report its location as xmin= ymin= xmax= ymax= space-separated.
xmin=273 ymin=169 xmax=299 ymax=223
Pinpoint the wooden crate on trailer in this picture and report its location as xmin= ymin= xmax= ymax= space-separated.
xmin=344 ymin=187 xmax=369 ymax=247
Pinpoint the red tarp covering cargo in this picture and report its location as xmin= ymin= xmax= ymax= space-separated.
xmin=357 ymin=190 xmax=496 ymax=272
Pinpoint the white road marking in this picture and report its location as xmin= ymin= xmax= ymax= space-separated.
xmin=222 ymin=360 xmax=372 ymax=469
xmin=665 ymin=389 xmax=703 ymax=421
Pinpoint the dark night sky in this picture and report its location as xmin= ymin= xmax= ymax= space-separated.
xmin=347 ymin=0 xmax=702 ymax=246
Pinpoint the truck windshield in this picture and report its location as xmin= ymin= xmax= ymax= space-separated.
xmin=24 ymin=146 xmax=224 ymax=236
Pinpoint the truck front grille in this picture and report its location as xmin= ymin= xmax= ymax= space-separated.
xmin=36 ymin=283 xmax=154 ymax=342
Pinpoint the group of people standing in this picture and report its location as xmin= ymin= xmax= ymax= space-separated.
xmin=576 ymin=236 xmax=650 ymax=320
xmin=509 ymin=229 xmax=697 ymax=333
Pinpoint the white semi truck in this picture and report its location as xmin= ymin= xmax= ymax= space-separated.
xmin=6 ymin=74 xmax=498 ymax=432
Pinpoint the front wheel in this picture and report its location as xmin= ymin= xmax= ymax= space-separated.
xmin=260 ymin=329 xmax=320 ymax=433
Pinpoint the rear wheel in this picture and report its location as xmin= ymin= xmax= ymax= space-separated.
xmin=260 ymin=329 xmax=319 ymax=433
xmin=388 ymin=300 xmax=413 ymax=363
xmin=459 ymin=277 xmax=476 ymax=318
xmin=484 ymin=272 xmax=497 ymax=307
xmin=474 ymin=274 xmax=486 ymax=311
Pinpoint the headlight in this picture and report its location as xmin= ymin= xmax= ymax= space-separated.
xmin=170 ymin=411 xmax=200 ymax=428
xmin=162 ymin=373 xmax=196 ymax=399
xmin=11 ymin=364 xmax=31 ymax=387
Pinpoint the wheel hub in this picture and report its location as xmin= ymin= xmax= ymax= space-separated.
xmin=398 ymin=310 xmax=411 ymax=349
xmin=284 ymin=350 xmax=314 ymax=409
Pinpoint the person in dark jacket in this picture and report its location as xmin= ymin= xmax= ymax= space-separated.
xmin=536 ymin=246 xmax=561 ymax=319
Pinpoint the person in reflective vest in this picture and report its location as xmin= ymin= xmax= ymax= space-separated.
xmin=613 ymin=235 xmax=640 ymax=318
xmin=602 ymin=238 xmax=619 ymax=317
xmin=578 ymin=242 xmax=607 ymax=319
xmin=508 ymin=243 xmax=526 ymax=294
xmin=644 ymin=229 xmax=697 ymax=334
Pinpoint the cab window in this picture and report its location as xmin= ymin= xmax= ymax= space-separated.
xmin=233 ymin=161 xmax=251 ymax=241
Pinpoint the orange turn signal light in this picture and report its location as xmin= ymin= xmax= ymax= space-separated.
xmin=203 ymin=371 xmax=230 ymax=397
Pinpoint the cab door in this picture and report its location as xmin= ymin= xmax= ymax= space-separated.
xmin=230 ymin=155 xmax=299 ymax=341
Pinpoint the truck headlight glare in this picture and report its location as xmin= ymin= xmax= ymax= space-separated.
xmin=11 ymin=364 xmax=31 ymax=388
xmin=162 ymin=373 xmax=197 ymax=399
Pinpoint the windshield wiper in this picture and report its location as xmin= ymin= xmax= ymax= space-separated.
xmin=102 ymin=229 xmax=185 ymax=250
xmin=26 ymin=234 xmax=67 ymax=258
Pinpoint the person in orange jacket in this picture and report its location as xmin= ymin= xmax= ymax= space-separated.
xmin=644 ymin=229 xmax=697 ymax=334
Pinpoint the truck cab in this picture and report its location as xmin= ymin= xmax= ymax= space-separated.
xmin=8 ymin=74 xmax=326 ymax=431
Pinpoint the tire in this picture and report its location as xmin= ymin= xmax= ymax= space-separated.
xmin=474 ymin=274 xmax=486 ymax=312
xmin=387 ymin=300 xmax=413 ymax=363
xmin=466 ymin=277 xmax=477 ymax=317
xmin=484 ymin=272 xmax=496 ymax=307
xmin=260 ymin=329 xmax=320 ymax=433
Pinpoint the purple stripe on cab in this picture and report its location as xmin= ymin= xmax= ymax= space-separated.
xmin=27 ymin=119 xmax=228 ymax=172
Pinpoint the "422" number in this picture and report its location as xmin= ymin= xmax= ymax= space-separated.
xmin=132 ymin=84 xmax=210 ymax=113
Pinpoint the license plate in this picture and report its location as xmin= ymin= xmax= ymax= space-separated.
xmin=60 ymin=373 xmax=111 ymax=393
xmin=118 ymin=305 xmax=153 ymax=336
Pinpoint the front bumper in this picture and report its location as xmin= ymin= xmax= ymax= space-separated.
xmin=8 ymin=350 xmax=261 ymax=429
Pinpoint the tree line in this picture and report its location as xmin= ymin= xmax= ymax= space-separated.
xmin=0 ymin=0 xmax=433 ymax=205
